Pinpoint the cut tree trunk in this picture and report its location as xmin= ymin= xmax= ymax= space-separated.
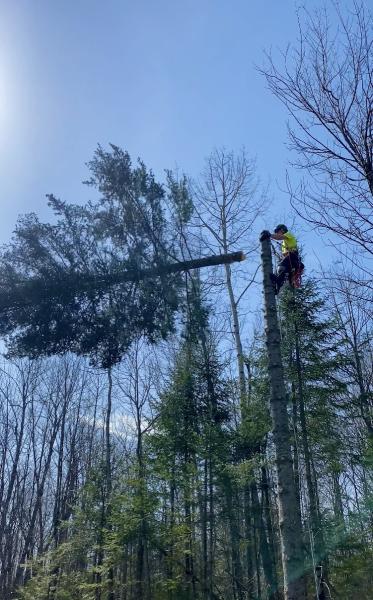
xmin=0 ymin=251 xmax=246 ymax=312
xmin=260 ymin=235 xmax=306 ymax=600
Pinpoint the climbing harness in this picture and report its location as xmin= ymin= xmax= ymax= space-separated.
xmin=271 ymin=243 xmax=305 ymax=291
xmin=287 ymin=251 xmax=303 ymax=289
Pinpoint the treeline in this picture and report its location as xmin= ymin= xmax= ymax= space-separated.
xmin=0 ymin=274 xmax=372 ymax=599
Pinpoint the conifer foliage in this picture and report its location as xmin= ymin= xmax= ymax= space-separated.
xmin=0 ymin=145 xmax=189 ymax=367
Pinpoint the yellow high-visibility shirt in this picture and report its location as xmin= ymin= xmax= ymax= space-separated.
xmin=281 ymin=232 xmax=297 ymax=255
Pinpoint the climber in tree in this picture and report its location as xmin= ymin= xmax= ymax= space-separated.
xmin=269 ymin=224 xmax=303 ymax=293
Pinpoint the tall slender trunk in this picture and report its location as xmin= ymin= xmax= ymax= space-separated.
xmin=106 ymin=367 xmax=114 ymax=600
xmin=94 ymin=367 xmax=114 ymax=600
xmin=47 ymin=393 xmax=69 ymax=600
xmin=202 ymin=458 xmax=208 ymax=599
xmin=332 ymin=471 xmax=344 ymax=524
xmin=224 ymin=262 xmax=247 ymax=408
xmin=208 ymin=454 xmax=214 ymax=600
xmin=223 ymin=248 xmax=256 ymax=597
xmin=251 ymin=480 xmax=279 ymax=600
xmin=166 ymin=467 xmax=176 ymax=600
xmin=250 ymin=485 xmax=262 ymax=599
xmin=347 ymin=309 xmax=373 ymax=438
xmin=200 ymin=333 xmax=217 ymax=600
xmin=244 ymin=485 xmax=255 ymax=599
xmin=184 ymin=490 xmax=196 ymax=599
xmin=135 ymin=401 xmax=145 ymax=600
xmin=120 ymin=543 xmax=129 ymax=600
xmin=260 ymin=235 xmax=306 ymax=600
xmin=224 ymin=476 xmax=244 ymax=600
xmin=0 ymin=388 xmax=28 ymax=597
xmin=261 ymin=466 xmax=281 ymax=600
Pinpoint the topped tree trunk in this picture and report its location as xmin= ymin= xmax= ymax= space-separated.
xmin=260 ymin=234 xmax=306 ymax=600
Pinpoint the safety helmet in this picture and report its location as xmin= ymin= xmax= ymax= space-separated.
xmin=274 ymin=224 xmax=288 ymax=233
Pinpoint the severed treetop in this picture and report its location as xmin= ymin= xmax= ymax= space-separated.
xmin=0 ymin=145 xmax=245 ymax=367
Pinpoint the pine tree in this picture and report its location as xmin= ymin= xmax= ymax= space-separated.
xmin=149 ymin=277 xmax=231 ymax=600
xmin=0 ymin=145 xmax=190 ymax=368
xmin=279 ymin=281 xmax=354 ymax=598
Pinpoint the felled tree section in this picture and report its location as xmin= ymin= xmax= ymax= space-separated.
xmin=0 ymin=146 xmax=190 ymax=367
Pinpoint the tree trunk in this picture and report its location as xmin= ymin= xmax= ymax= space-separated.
xmin=224 ymin=262 xmax=247 ymax=408
xmin=2 ymin=251 xmax=246 ymax=311
xmin=251 ymin=480 xmax=279 ymax=600
xmin=243 ymin=485 xmax=255 ymax=599
xmin=223 ymin=475 xmax=244 ymax=600
xmin=202 ymin=457 xmax=208 ymax=599
xmin=260 ymin=235 xmax=306 ymax=600
xmin=106 ymin=367 xmax=115 ymax=600
xmin=261 ymin=466 xmax=281 ymax=600
xmin=208 ymin=454 xmax=214 ymax=600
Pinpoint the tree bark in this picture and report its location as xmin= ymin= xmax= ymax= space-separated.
xmin=0 ymin=251 xmax=245 ymax=311
xmin=251 ymin=480 xmax=279 ymax=600
xmin=260 ymin=235 xmax=306 ymax=600
xmin=223 ymin=475 xmax=244 ymax=600
xmin=261 ymin=466 xmax=281 ymax=600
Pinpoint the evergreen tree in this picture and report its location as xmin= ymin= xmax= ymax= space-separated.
xmin=149 ymin=276 xmax=231 ymax=600
xmin=0 ymin=145 xmax=191 ymax=368
xmin=279 ymin=281 xmax=359 ymax=598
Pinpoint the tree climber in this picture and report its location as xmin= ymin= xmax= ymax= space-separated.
xmin=260 ymin=225 xmax=303 ymax=294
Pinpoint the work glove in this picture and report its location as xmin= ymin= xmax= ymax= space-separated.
xmin=259 ymin=230 xmax=271 ymax=242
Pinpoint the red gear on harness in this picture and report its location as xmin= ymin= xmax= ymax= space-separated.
xmin=290 ymin=266 xmax=304 ymax=288
xmin=288 ymin=253 xmax=304 ymax=289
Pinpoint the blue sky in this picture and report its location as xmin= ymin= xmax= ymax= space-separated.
xmin=0 ymin=0 xmax=344 ymax=267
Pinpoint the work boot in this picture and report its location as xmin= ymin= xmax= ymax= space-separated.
xmin=276 ymin=267 xmax=287 ymax=292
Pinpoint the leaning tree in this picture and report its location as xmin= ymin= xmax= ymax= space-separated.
xmin=0 ymin=145 xmax=243 ymax=368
